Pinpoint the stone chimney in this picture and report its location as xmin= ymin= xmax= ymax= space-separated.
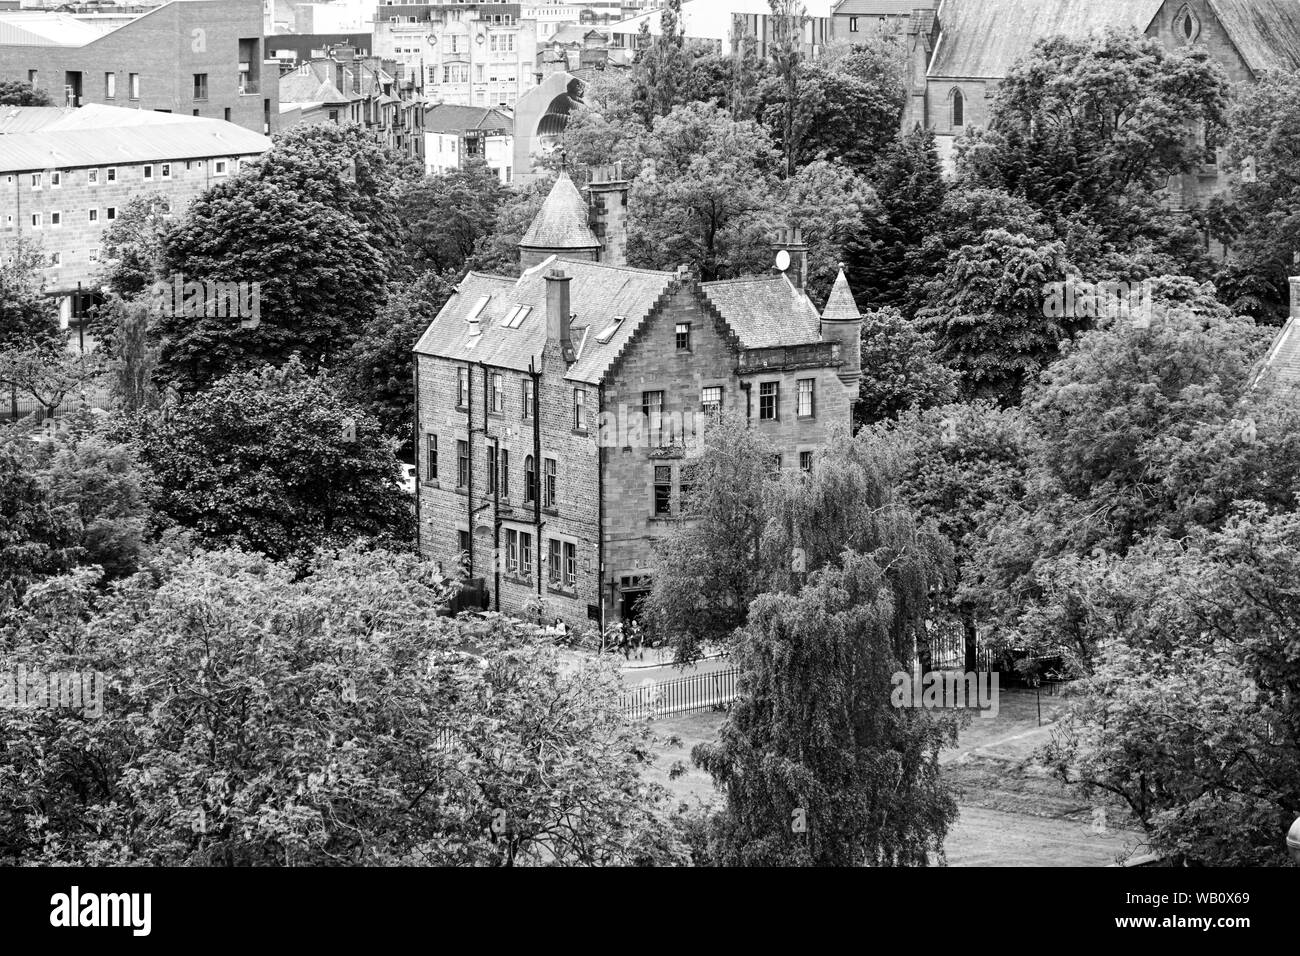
xmin=546 ymin=269 xmax=575 ymax=363
xmin=586 ymin=162 xmax=631 ymax=268
xmin=1291 ymin=275 xmax=1300 ymax=319
xmin=772 ymin=226 xmax=809 ymax=292
xmin=334 ymin=62 xmax=347 ymax=96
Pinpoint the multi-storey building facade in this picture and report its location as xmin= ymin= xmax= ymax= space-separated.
xmin=277 ymin=47 xmax=403 ymax=149
xmin=0 ymin=0 xmax=277 ymax=135
xmin=0 ymin=104 xmax=271 ymax=335
xmin=373 ymin=1 xmax=540 ymax=108
xmin=413 ymin=163 xmax=863 ymax=631
xmin=424 ymin=103 xmax=514 ymax=181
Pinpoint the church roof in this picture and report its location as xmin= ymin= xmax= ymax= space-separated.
xmin=1207 ymin=0 xmax=1300 ymax=74
xmin=518 ymin=171 xmax=601 ymax=252
xmin=822 ymin=267 xmax=862 ymax=321
xmin=928 ymin=0 xmax=1163 ymax=78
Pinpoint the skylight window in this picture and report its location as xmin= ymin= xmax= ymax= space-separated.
xmin=465 ymin=295 xmax=490 ymax=324
xmin=502 ymin=304 xmax=532 ymax=329
xmin=595 ymin=316 xmax=624 ymax=344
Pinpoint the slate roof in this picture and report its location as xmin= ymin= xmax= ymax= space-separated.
xmin=0 ymin=104 xmax=271 ymax=172
xmin=415 ymin=257 xmax=829 ymax=383
xmin=928 ymin=0 xmax=1163 ymax=78
xmin=1255 ymin=298 xmax=1300 ymax=389
xmin=1208 ymin=0 xmax=1300 ymax=73
xmin=700 ymin=275 xmax=824 ymax=348
xmin=278 ymin=73 xmax=348 ymax=107
xmin=822 ymin=267 xmax=862 ymax=321
xmin=414 ymin=257 xmax=675 ymax=383
xmin=518 ymin=171 xmax=601 ymax=252
xmin=425 ymin=104 xmax=513 ymax=134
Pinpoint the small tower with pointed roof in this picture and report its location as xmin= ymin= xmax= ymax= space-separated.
xmin=518 ymin=163 xmax=602 ymax=270
xmin=821 ymin=265 xmax=863 ymax=392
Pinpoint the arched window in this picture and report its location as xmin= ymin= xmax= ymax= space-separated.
xmin=524 ymin=455 xmax=536 ymax=504
xmin=951 ymin=88 xmax=965 ymax=128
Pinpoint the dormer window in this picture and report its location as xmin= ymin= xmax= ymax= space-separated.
xmin=595 ymin=316 xmax=623 ymax=344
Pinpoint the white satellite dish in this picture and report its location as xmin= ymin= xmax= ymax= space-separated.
xmin=775 ymin=249 xmax=791 ymax=272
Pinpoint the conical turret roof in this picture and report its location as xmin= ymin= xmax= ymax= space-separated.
xmin=822 ymin=266 xmax=862 ymax=321
xmin=519 ymin=170 xmax=601 ymax=252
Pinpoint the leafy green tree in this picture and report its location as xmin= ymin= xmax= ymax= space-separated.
xmin=341 ymin=272 xmax=455 ymax=455
xmin=854 ymin=308 xmax=958 ymax=425
xmin=626 ymin=102 xmax=780 ymax=279
xmin=1215 ymin=70 xmax=1300 ymax=320
xmin=845 ymin=125 xmax=946 ymax=311
xmin=634 ymin=0 xmax=689 ymax=120
xmin=253 ymin=121 xmax=412 ymax=272
xmin=97 ymin=193 xmax=172 ymax=299
xmin=0 ymin=240 xmax=61 ymax=353
xmin=869 ymin=403 xmax=1033 ymax=670
xmin=129 ymin=358 xmax=413 ymax=560
xmin=964 ymin=29 xmax=1228 ymax=238
xmin=397 ymin=162 xmax=506 ymax=275
xmin=916 ymin=228 xmax=1079 ymax=403
xmin=0 ymin=347 xmax=105 ymax=420
xmin=782 ymin=160 xmax=878 ymax=302
xmin=0 ymin=81 xmax=52 ymax=106
xmin=31 ymin=420 xmax=159 ymax=580
xmin=1042 ymin=508 xmax=1300 ymax=865
xmin=0 ymin=440 xmax=76 ymax=611
xmin=693 ymin=552 xmax=961 ymax=866
xmin=157 ymin=175 xmax=385 ymax=392
xmin=645 ymin=414 xmax=776 ymax=661
xmin=0 ymin=548 xmax=688 ymax=866
xmin=759 ymin=41 xmax=906 ymax=177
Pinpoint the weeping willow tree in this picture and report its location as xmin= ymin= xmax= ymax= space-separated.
xmin=694 ymin=552 xmax=961 ymax=866
xmin=651 ymin=419 xmax=960 ymax=863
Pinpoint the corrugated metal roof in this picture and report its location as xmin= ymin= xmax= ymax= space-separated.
xmin=518 ymin=171 xmax=600 ymax=252
xmin=929 ymin=0 xmax=1163 ymax=78
xmin=0 ymin=104 xmax=271 ymax=172
xmin=0 ymin=106 xmax=73 ymax=134
xmin=0 ymin=12 xmax=113 ymax=47
xmin=700 ymin=274 xmax=824 ymax=348
xmin=1208 ymin=0 xmax=1300 ymax=73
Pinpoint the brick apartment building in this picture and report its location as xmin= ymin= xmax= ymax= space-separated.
xmin=0 ymin=103 xmax=271 ymax=339
xmin=413 ymin=162 xmax=864 ymax=631
xmin=0 ymin=0 xmax=277 ymax=136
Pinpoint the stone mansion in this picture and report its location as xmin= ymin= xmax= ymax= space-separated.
xmin=413 ymin=163 xmax=864 ymax=631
